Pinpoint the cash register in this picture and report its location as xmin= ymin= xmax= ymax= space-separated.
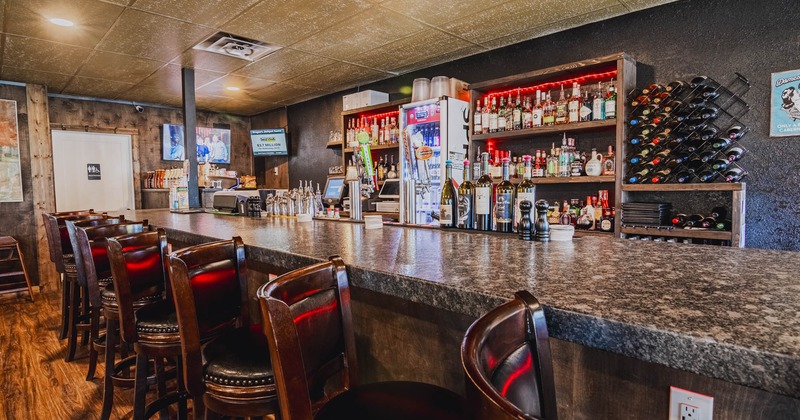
xmin=322 ymin=176 xmax=346 ymax=208
xmin=375 ymin=179 xmax=400 ymax=213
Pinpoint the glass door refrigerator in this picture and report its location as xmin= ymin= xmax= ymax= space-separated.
xmin=399 ymin=97 xmax=470 ymax=226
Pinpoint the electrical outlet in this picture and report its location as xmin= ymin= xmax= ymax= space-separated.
xmin=669 ymin=386 xmax=713 ymax=420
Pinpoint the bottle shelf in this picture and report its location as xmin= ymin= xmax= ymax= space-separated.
xmin=622 ymin=182 xmax=744 ymax=192
xmin=500 ymin=175 xmax=616 ymax=185
xmin=621 ymin=226 xmax=732 ymax=240
xmin=326 ymin=141 xmax=343 ymax=148
xmin=471 ymin=119 xmax=616 ymax=141
xmin=344 ymin=143 xmax=400 ymax=153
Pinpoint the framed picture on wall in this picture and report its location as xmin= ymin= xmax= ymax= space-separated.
xmin=162 ymin=124 xmax=231 ymax=164
xmin=0 ymin=99 xmax=22 ymax=202
xmin=770 ymin=69 xmax=800 ymax=137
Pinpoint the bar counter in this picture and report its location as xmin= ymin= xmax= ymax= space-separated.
xmin=129 ymin=209 xmax=799 ymax=399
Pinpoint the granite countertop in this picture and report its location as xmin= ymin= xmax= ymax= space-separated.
xmin=128 ymin=209 xmax=800 ymax=398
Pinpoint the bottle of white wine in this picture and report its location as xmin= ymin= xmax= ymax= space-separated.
xmin=440 ymin=160 xmax=458 ymax=228
xmin=514 ymin=155 xmax=536 ymax=233
xmin=475 ymin=152 xmax=493 ymax=231
xmin=494 ymin=157 xmax=515 ymax=233
xmin=458 ymin=159 xmax=475 ymax=229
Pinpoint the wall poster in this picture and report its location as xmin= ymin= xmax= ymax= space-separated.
xmin=771 ymin=69 xmax=800 ymax=137
xmin=0 ymin=99 xmax=22 ymax=202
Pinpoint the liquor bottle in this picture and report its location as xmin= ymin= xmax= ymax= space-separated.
xmin=559 ymin=200 xmax=571 ymax=225
xmin=585 ymin=148 xmax=602 ymax=176
xmin=473 ymin=148 xmax=482 ymax=180
xmin=576 ymin=196 xmax=595 ymax=230
xmin=439 ymin=160 xmax=458 ymax=228
xmin=515 ymin=155 xmax=536 ymax=232
xmin=494 ymin=158 xmax=514 ymax=233
xmin=543 ymin=92 xmax=555 ymax=126
xmin=475 ymin=152 xmax=493 ymax=231
xmin=391 ymin=117 xmax=400 ymax=143
xmin=532 ymin=91 xmax=543 ymax=127
xmin=569 ymin=199 xmax=580 ymax=226
xmin=377 ymin=155 xmax=385 ymax=180
xmin=371 ymin=117 xmax=379 ymax=144
xmin=481 ymin=99 xmax=490 ymax=135
xmin=555 ymin=85 xmax=568 ymax=125
xmin=505 ymin=94 xmax=514 ymax=131
xmin=592 ymin=196 xmax=603 ymax=229
xmin=497 ymin=96 xmax=507 ymax=132
xmin=489 ymin=97 xmax=498 ymax=133
xmin=605 ymin=79 xmax=617 ymax=119
xmin=458 ymin=159 xmax=475 ymax=229
xmin=559 ymin=134 xmax=571 ymax=177
xmin=593 ymin=82 xmax=605 ymax=120
xmin=522 ymin=96 xmax=533 ymax=129
xmin=513 ymin=90 xmax=523 ymax=130
xmin=546 ymin=143 xmax=557 ymax=177
xmin=570 ymin=140 xmax=583 ymax=176
xmin=600 ymin=207 xmax=614 ymax=232
xmin=473 ymin=99 xmax=482 ymax=135
xmin=535 ymin=150 xmax=545 ymax=177
xmin=578 ymin=85 xmax=592 ymax=122
xmin=602 ymin=145 xmax=615 ymax=175
xmin=568 ymin=82 xmax=581 ymax=123
xmin=723 ymin=167 xmax=746 ymax=182
xmin=725 ymin=146 xmax=745 ymax=162
xmin=378 ymin=118 xmax=386 ymax=144
xmin=523 ymin=154 xmax=532 ymax=178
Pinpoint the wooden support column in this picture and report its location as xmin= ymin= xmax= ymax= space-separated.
xmin=26 ymin=84 xmax=57 ymax=288
xmin=182 ymin=67 xmax=199 ymax=208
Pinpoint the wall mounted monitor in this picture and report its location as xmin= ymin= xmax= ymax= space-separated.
xmin=162 ymin=124 xmax=232 ymax=164
xmin=250 ymin=128 xmax=288 ymax=156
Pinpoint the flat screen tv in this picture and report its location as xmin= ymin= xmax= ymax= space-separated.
xmin=162 ymin=124 xmax=232 ymax=164
xmin=250 ymin=128 xmax=288 ymax=156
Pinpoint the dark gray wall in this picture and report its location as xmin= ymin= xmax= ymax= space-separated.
xmin=275 ymin=0 xmax=799 ymax=250
xmin=0 ymin=84 xmax=37 ymax=284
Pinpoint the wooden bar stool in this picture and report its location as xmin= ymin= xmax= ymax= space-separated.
xmin=461 ymin=291 xmax=558 ymax=420
xmin=168 ymin=237 xmax=278 ymax=419
xmin=257 ymin=256 xmax=469 ymax=420
xmin=0 ymin=236 xmax=34 ymax=301
xmin=69 ymin=220 xmax=147 ymax=381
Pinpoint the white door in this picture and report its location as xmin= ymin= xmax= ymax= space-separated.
xmin=52 ymin=130 xmax=135 ymax=212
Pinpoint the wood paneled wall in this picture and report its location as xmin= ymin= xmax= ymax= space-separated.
xmin=250 ymin=107 xmax=289 ymax=189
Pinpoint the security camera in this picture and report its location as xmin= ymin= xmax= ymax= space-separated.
xmin=134 ymin=104 xmax=144 ymax=113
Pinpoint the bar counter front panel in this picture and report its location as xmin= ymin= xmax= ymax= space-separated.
xmin=126 ymin=209 xmax=800 ymax=418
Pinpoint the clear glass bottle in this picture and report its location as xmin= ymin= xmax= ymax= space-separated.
xmin=555 ymin=84 xmax=568 ymax=125
xmin=532 ymin=90 xmax=543 ymax=127
xmin=473 ymin=99 xmax=482 ymax=135
xmin=440 ymin=160 xmax=457 ymax=228
xmin=605 ymin=79 xmax=617 ymax=119
xmin=497 ymin=96 xmax=507 ymax=132
xmin=592 ymin=81 xmax=605 ymax=121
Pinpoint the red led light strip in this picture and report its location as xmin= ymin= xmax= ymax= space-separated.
xmin=484 ymin=70 xmax=618 ymax=100
xmin=349 ymin=110 xmax=400 ymax=120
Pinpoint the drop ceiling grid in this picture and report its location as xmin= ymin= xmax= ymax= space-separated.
xmin=0 ymin=0 xmax=675 ymax=115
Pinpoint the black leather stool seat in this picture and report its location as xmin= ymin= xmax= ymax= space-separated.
xmin=315 ymin=381 xmax=468 ymax=420
xmin=135 ymin=300 xmax=179 ymax=335
xmin=202 ymin=327 xmax=275 ymax=388
xmin=101 ymin=283 xmax=163 ymax=310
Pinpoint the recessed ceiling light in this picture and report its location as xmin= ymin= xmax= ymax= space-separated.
xmin=226 ymin=86 xmax=241 ymax=91
xmin=49 ymin=18 xmax=75 ymax=27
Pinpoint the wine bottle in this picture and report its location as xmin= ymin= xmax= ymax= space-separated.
xmin=712 ymin=137 xmax=733 ymax=149
xmin=475 ymin=152 xmax=493 ymax=231
xmin=716 ymin=220 xmax=732 ymax=231
xmin=651 ymin=169 xmax=672 ymax=184
xmin=723 ymin=167 xmax=746 ymax=182
xmin=458 ymin=159 xmax=475 ymax=229
xmin=642 ymin=83 xmax=664 ymax=96
xmin=665 ymin=81 xmax=687 ymax=95
xmin=725 ymin=146 xmax=745 ymax=162
xmin=710 ymin=206 xmax=728 ymax=220
xmin=494 ymin=158 xmax=514 ymax=233
xmin=514 ymin=156 xmax=536 ymax=233
xmin=673 ymin=171 xmax=693 ymax=183
xmin=439 ymin=160 xmax=457 ymax=228
xmin=710 ymin=159 xmax=729 ymax=171
xmin=685 ymin=214 xmax=704 ymax=227
xmin=672 ymin=213 xmax=687 ymax=227
xmin=627 ymin=163 xmax=654 ymax=183
xmin=699 ymin=217 xmax=717 ymax=229
xmin=727 ymin=125 xmax=745 ymax=140
xmin=697 ymin=169 xmax=718 ymax=182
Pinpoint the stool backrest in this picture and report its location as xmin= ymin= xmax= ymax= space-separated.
xmin=69 ymin=220 xmax=148 ymax=308
xmin=167 ymin=237 xmax=249 ymax=397
xmin=107 ymin=229 xmax=169 ymax=344
xmin=42 ymin=210 xmax=94 ymax=263
xmin=461 ymin=291 xmax=558 ymax=420
xmin=44 ymin=213 xmax=108 ymax=271
xmin=257 ymin=256 xmax=357 ymax=420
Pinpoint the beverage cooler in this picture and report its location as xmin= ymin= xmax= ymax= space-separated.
xmin=399 ymin=97 xmax=469 ymax=226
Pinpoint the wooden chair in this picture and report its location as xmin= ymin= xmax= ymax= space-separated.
xmin=105 ymin=229 xmax=175 ymax=420
xmin=0 ymin=236 xmax=34 ymax=301
xmin=257 ymin=256 xmax=468 ymax=420
xmin=168 ymin=237 xmax=278 ymax=419
xmin=43 ymin=211 xmax=105 ymax=341
xmin=69 ymin=220 xmax=148 ymax=380
xmin=461 ymin=291 xmax=558 ymax=420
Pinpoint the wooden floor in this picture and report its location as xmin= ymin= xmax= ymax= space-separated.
xmin=0 ymin=288 xmax=139 ymax=419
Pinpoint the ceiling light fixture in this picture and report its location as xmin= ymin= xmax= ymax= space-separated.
xmin=226 ymin=86 xmax=241 ymax=92
xmin=49 ymin=18 xmax=75 ymax=27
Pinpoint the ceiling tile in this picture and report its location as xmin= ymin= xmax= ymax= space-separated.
xmin=172 ymin=49 xmax=249 ymax=73
xmin=3 ymin=35 xmax=93 ymax=75
xmin=222 ymin=0 xmax=372 ymax=47
xmin=233 ymin=49 xmax=334 ymax=83
xmin=480 ymin=4 xmax=628 ymax=50
xmin=285 ymin=62 xmax=387 ymax=90
xmin=213 ymin=97 xmax=278 ymax=116
xmin=1 ymin=66 xmax=73 ymax=91
xmin=130 ymin=0 xmax=261 ymax=27
xmin=443 ymin=0 xmax=619 ymax=45
xmin=292 ymin=7 xmax=428 ymax=59
xmin=382 ymin=0 xmax=498 ymax=27
xmin=195 ymin=94 xmax=231 ymax=110
xmin=100 ymin=0 xmax=131 ymax=6
xmin=138 ymin=64 xmax=225 ymax=93
xmin=62 ymin=76 xmax=136 ymax=99
xmin=118 ymin=84 xmax=183 ymax=107
xmin=350 ymin=29 xmax=477 ymax=73
xmin=251 ymin=83 xmax=321 ymax=103
xmin=390 ymin=44 xmax=488 ymax=75
xmin=96 ymin=9 xmax=214 ymax=61
xmin=196 ymin=74 xmax=276 ymax=98
xmin=619 ymin=0 xmax=677 ymax=12
xmin=4 ymin=0 xmax=124 ymax=48
xmin=78 ymin=51 xmax=165 ymax=83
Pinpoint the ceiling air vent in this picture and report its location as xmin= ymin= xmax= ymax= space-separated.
xmin=194 ymin=33 xmax=280 ymax=62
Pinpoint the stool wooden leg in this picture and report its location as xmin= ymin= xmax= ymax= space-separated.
xmin=154 ymin=357 xmax=170 ymax=420
xmin=65 ymin=280 xmax=81 ymax=362
xmin=59 ymin=274 xmax=70 ymax=340
xmin=86 ymin=309 xmax=100 ymax=380
xmin=100 ymin=317 xmax=118 ymax=420
xmin=81 ymin=288 xmax=90 ymax=345
xmin=133 ymin=353 xmax=149 ymax=420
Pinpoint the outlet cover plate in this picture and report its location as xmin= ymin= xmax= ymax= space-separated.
xmin=669 ymin=386 xmax=713 ymax=420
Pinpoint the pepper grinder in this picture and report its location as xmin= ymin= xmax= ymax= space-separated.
xmin=518 ymin=200 xmax=534 ymax=241
xmin=535 ymin=199 xmax=550 ymax=242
